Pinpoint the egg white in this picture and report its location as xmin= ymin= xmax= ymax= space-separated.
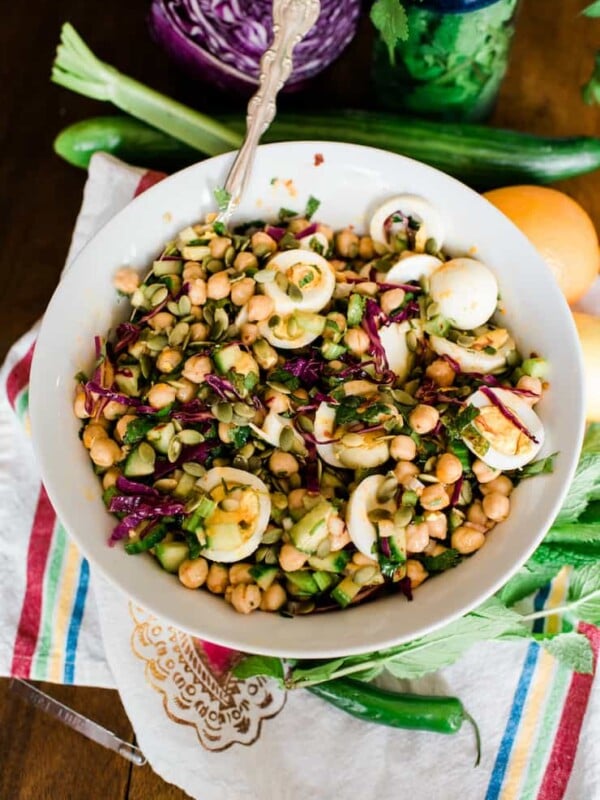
xmin=429 ymin=258 xmax=498 ymax=330
xmin=370 ymin=195 xmax=445 ymax=252
xmin=385 ymin=254 xmax=442 ymax=286
xmin=313 ymin=402 xmax=390 ymax=469
xmin=430 ymin=334 xmax=515 ymax=374
xmin=346 ymin=474 xmax=395 ymax=558
xmin=262 ymin=249 xmax=335 ymax=315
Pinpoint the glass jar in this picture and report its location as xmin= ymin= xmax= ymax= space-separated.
xmin=372 ymin=0 xmax=520 ymax=122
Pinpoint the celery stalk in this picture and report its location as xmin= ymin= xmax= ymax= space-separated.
xmin=51 ymin=23 xmax=242 ymax=157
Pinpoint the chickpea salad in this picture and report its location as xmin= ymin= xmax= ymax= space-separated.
xmin=74 ymin=193 xmax=552 ymax=616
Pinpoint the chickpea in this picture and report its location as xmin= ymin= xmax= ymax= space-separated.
xmin=251 ymin=231 xmax=277 ymax=258
xmin=207 ymin=272 xmax=231 ymax=300
xmin=288 ymin=217 xmax=310 ymax=234
xmin=409 ymin=404 xmax=440 ymax=435
xmin=229 ymin=563 xmax=255 ymax=585
xmin=102 ymin=400 xmax=128 ymax=421
xmin=209 ymin=236 xmax=232 ymax=259
xmin=424 ymin=511 xmax=448 ymax=540
xmin=481 ymin=475 xmax=513 ymax=497
xmin=102 ymin=467 xmax=121 ymax=490
xmin=406 ymin=559 xmax=429 ymax=589
xmin=188 ymin=278 xmax=207 ymax=306
xmin=435 ymin=453 xmax=463 ymax=484
xmin=467 ymin=501 xmax=488 ymax=527
xmin=147 ymin=382 xmax=177 ymax=409
xmin=264 ymin=388 xmax=290 ymax=414
xmin=247 ymin=294 xmax=275 ymax=322
xmin=113 ymin=267 xmax=139 ymax=294
xmin=114 ymin=413 xmax=137 ymax=443
xmin=233 ymin=251 xmax=258 ymax=272
xmin=288 ymin=488 xmax=308 ymax=511
xmin=206 ymin=563 xmax=229 ymax=594
xmin=358 ymin=235 xmax=375 ymax=260
xmin=175 ymin=378 xmax=197 ymax=404
xmin=149 ymin=312 xmax=175 ymax=332
xmin=240 ymin=322 xmax=259 ymax=346
xmin=317 ymin=223 xmax=334 ymax=242
xmin=393 ymin=460 xmax=420 ymax=486
xmin=390 ymin=435 xmax=416 ymax=462
xmin=482 ymin=492 xmax=510 ymax=522
xmin=517 ymin=375 xmax=542 ymax=405
xmin=73 ymin=389 xmax=90 ymax=419
xmin=451 ymin=526 xmax=485 ymax=554
xmin=344 ymin=327 xmax=370 ymax=356
xmin=231 ymin=277 xmax=256 ymax=306
xmin=279 ymin=543 xmax=307 ymax=572
xmin=420 ymin=483 xmax=450 ymax=511
xmin=90 ymin=438 xmax=122 ymax=468
xmin=218 ymin=422 xmax=232 ymax=444
xmin=156 ymin=347 xmax=183 ymax=374
xmin=378 ymin=287 xmax=406 ymax=315
xmin=425 ymin=359 xmax=456 ymax=388
xmin=352 ymin=552 xmax=379 ymax=567
xmin=328 ymin=516 xmax=351 ymax=551
xmin=406 ymin=523 xmax=430 ymax=553
xmin=335 ymin=229 xmax=359 ymax=258
xmin=230 ymin=583 xmax=261 ymax=614
xmin=182 ymin=261 xmax=204 ymax=281
xmin=82 ymin=423 xmax=108 ymax=450
xmin=182 ymin=355 xmax=212 ymax=384
xmin=189 ymin=322 xmax=210 ymax=342
xmin=269 ymin=451 xmax=299 ymax=476
xmin=260 ymin=582 xmax=287 ymax=612
xmin=178 ymin=557 xmax=209 ymax=589
xmin=472 ymin=459 xmax=501 ymax=484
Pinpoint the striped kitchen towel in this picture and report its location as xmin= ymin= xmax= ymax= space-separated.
xmin=1 ymin=152 xmax=599 ymax=799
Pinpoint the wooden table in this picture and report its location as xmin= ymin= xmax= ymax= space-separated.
xmin=1 ymin=1 xmax=598 ymax=796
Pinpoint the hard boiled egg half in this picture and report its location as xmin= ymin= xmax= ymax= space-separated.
xmin=258 ymin=310 xmax=326 ymax=349
xmin=385 ymin=254 xmax=442 ymax=286
xmin=313 ymin=402 xmax=390 ymax=469
xmin=462 ymin=389 xmax=544 ymax=470
xmin=346 ymin=474 xmax=395 ymax=558
xmin=196 ymin=467 xmax=271 ymax=562
xmin=429 ymin=258 xmax=498 ymax=330
xmin=370 ymin=195 xmax=445 ymax=253
xmin=430 ymin=328 xmax=516 ymax=374
xmin=262 ymin=249 xmax=335 ymax=316
xmin=379 ymin=320 xmax=422 ymax=384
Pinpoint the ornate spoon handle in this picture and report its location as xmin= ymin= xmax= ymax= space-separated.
xmin=217 ymin=0 xmax=321 ymax=221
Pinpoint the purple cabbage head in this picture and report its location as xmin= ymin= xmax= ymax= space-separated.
xmin=148 ymin=0 xmax=361 ymax=95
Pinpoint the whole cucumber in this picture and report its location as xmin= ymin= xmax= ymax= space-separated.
xmin=54 ymin=113 xmax=600 ymax=190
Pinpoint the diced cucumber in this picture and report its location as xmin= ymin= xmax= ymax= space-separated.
xmin=285 ymin=570 xmax=320 ymax=596
xmin=206 ymin=523 xmax=243 ymax=552
xmin=153 ymin=259 xmax=183 ymax=276
xmin=155 ymin=541 xmax=189 ymax=573
xmin=125 ymin=523 xmax=167 ymax=555
xmin=312 ymin=571 xmax=337 ymax=592
xmin=388 ymin=528 xmax=407 ymax=562
xmin=521 ymin=357 xmax=548 ymax=379
xmin=347 ymin=294 xmax=366 ymax=327
xmin=214 ymin=344 xmax=259 ymax=378
xmin=124 ymin=443 xmax=156 ymax=477
xmin=146 ymin=422 xmax=176 ymax=454
xmin=321 ymin=341 xmax=346 ymax=360
xmin=295 ymin=311 xmax=326 ymax=335
xmin=115 ymin=364 xmax=141 ymax=397
xmin=250 ymin=564 xmax=279 ymax=591
xmin=289 ymin=501 xmax=333 ymax=554
xmin=173 ymin=472 xmax=196 ymax=498
xmin=182 ymin=497 xmax=216 ymax=533
xmin=331 ymin=576 xmax=361 ymax=608
xmin=308 ymin=551 xmax=351 ymax=573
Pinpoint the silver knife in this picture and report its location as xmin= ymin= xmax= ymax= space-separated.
xmin=9 ymin=678 xmax=146 ymax=766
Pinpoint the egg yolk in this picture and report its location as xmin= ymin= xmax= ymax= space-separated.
xmin=206 ymin=484 xmax=260 ymax=539
xmin=287 ymin=263 xmax=319 ymax=288
xmin=474 ymin=406 xmax=533 ymax=456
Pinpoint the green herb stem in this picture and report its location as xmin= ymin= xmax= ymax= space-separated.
xmin=52 ymin=24 xmax=242 ymax=156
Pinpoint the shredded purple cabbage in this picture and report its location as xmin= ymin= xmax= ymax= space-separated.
xmin=265 ymin=225 xmax=286 ymax=241
xmin=295 ymin=223 xmax=318 ymax=239
xmin=450 ymin=475 xmax=463 ymax=507
xmin=380 ymin=537 xmax=392 ymax=559
xmin=137 ymin=298 xmax=169 ymax=323
xmin=116 ymin=476 xmax=160 ymax=497
xmin=85 ymin=381 xmax=137 ymax=408
xmin=148 ymin=0 xmax=361 ymax=95
xmin=204 ymin=373 xmax=244 ymax=400
xmin=303 ymin=443 xmax=320 ymax=493
xmin=171 ymin=399 xmax=214 ymax=423
xmin=386 ymin=300 xmax=421 ymax=325
xmin=441 ymin=354 xmax=462 ymax=374
xmin=114 ymin=323 xmax=141 ymax=355
xmin=479 ymin=388 xmax=539 ymax=443
xmin=361 ymin=300 xmax=390 ymax=375
xmin=153 ymin=438 xmax=220 ymax=479
xmin=396 ymin=575 xmax=413 ymax=601
xmin=283 ymin=355 xmax=324 ymax=385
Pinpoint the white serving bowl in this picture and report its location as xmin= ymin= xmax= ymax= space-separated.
xmin=30 ymin=142 xmax=585 ymax=658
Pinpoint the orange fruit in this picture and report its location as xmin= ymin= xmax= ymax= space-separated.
xmin=483 ymin=186 xmax=599 ymax=305
xmin=573 ymin=311 xmax=600 ymax=421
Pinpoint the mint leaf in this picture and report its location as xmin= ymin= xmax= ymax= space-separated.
xmin=530 ymin=543 xmax=600 ymax=568
xmin=583 ymin=0 xmax=600 ymax=17
xmin=555 ymin=424 xmax=600 ymax=524
xmin=545 ymin=522 xmax=600 ymax=546
xmin=515 ymin=453 xmax=557 ymax=479
xmin=566 ymin=564 xmax=600 ymax=624
xmin=232 ymin=654 xmax=285 ymax=683
xmin=305 ymin=195 xmax=321 ymax=221
xmin=123 ymin=417 xmax=155 ymax=446
xmin=371 ymin=0 xmax=409 ymax=65
xmin=498 ymin=563 xmax=560 ymax=607
xmin=540 ymin=632 xmax=594 ymax=673
xmin=213 ymin=186 xmax=231 ymax=212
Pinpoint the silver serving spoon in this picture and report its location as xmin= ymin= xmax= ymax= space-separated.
xmin=215 ymin=0 xmax=321 ymax=224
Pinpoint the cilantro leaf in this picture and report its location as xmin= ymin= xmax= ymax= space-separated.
xmin=268 ymin=368 xmax=300 ymax=391
xmin=213 ymin=186 xmax=231 ymax=212
xmin=305 ymin=195 xmax=321 ymax=220
xmin=539 ymin=632 xmax=594 ymax=674
xmin=232 ymin=655 xmax=285 ymax=684
xmin=371 ymin=0 xmax=409 ymax=65
xmin=421 ymin=548 xmax=462 ymax=574
xmin=230 ymin=425 xmax=251 ymax=449
xmin=213 ymin=221 xmax=226 ymax=236
xmin=123 ymin=417 xmax=156 ymax=446
xmin=278 ymin=207 xmax=298 ymax=222
xmin=443 ymin=405 xmax=480 ymax=439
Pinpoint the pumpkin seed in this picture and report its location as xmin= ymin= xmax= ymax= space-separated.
xmin=279 ymin=426 xmax=295 ymax=452
xmin=457 ymin=334 xmax=476 ymax=348
xmin=367 ymin=508 xmax=393 ymax=523
xmin=392 ymin=389 xmax=416 ymax=407
xmin=182 ymin=462 xmax=206 ymax=477
xmin=212 ymin=457 xmax=231 ymax=467
xmin=376 ymin=474 xmax=398 ymax=503
xmin=232 ymin=455 xmax=249 ymax=470
xmin=224 ymin=245 xmax=236 ymax=266
xmin=238 ymin=443 xmax=255 ymax=459
xmin=153 ymin=478 xmax=178 ymax=493
xmin=248 ymin=456 xmax=263 ymax=473
xmin=263 ymin=547 xmax=279 ymax=565
xmin=212 ymin=402 xmax=233 ymax=423
xmin=275 ymin=272 xmax=289 ymax=292
xmin=178 ymin=295 xmax=192 ymax=316
xmin=254 ymin=546 xmax=269 ymax=563
xmin=316 ymin=538 xmax=332 ymax=558
xmin=150 ymin=286 xmax=169 ymax=307
xmin=168 ymin=437 xmax=183 ymax=463
xmin=394 ymin=506 xmax=413 ymax=527
xmin=459 ymin=480 xmax=473 ymax=505
xmin=342 ymin=432 xmax=363 ymax=447
xmin=406 ymin=330 xmax=419 ymax=352
xmin=206 ymin=258 xmax=224 ymax=274
xmin=286 ymin=283 xmax=303 ymax=302
xmin=146 ymin=334 xmax=168 ymax=352
xmin=354 ymin=566 xmax=378 ymax=585
xmin=254 ymin=269 xmax=276 ymax=284
xmin=202 ymin=305 xmax=214 ymax=325
xmin=140 ymin=355 xmax=152 ymax=379
xmin=268 ymin=315 xmax=281 ymax=330
xmin=297 ymin=414 xmax=314 ymax=433
xmin=233 ymin=402 xmax=255 ymax=419
xmin=178 ymin=429 xmax=204 ymax=445
xmin=418 ymin=473 xmax=439 ymax=484
xmin=426 ymin=302 xmax=440 ymax=320
xmin=287 ymin=600 xmax=315 ymax=615
xmin=220 ymin=497 xmax=240 ymax=512
xmin=286 ymin=316 xmax=301 ymax=338
xmin=425 ymin=237 xmax=438 ymax=255
xmin=288 ymin=473 xmax=302 ymax=489
xmin=262 ymin=527 xmax=283 ymax=544
xmin=167 ymin=300 xmax=180 ymax=315
xmin=424 ymin=456 xmax=437 ymax=472
xmin=169 ymin=321 xmax=190 ymax=346
xmin=138 ymin=442 xmax=156 ymax=465
xmin=272 ymin=492 xmax=288 ymax=510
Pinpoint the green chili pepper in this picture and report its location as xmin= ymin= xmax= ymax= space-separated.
xmin=307 ymin=678 xmax=480 ymax=763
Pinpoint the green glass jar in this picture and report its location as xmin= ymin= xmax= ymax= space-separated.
xmin=372 ymin=0 xmax=520 ymax=122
